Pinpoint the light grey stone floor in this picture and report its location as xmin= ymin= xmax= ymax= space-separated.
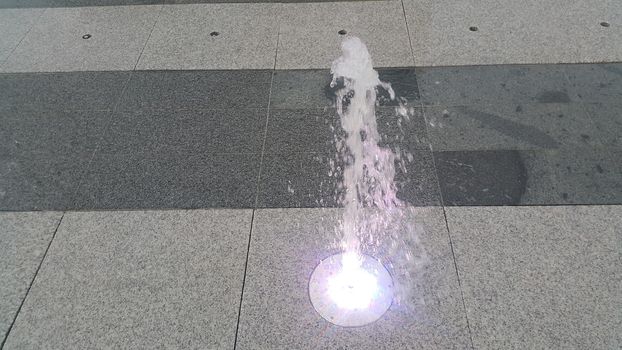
xmin=3 ymin=5 xmax=162 ymax=72
xmin=1 ymin=0 xmax=621 ymax=72
xmin=445 ymin=205 xmax=622 ymax=349
xmin=137 ymin=4 xmax=280 ymax=70
xmin=0 ymin=8 xmax=44 ymax=66
xmin=1 ymin=207 xmax=620 ymax=348
xmin=2 ymin=209 xmax=252 ymax=349
xmin=236 ymin=207 xmax=471 ymax=349
xmin=403 ymin=0 xmax=621 ymax=66
xmin=0 ymin=212 xmax=61 ymax=347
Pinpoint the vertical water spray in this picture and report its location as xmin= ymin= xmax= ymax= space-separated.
xmin=331 ymin=37 xmax=402 ymax=261
xmin=309 ymin=37 xmax=419 ymax=327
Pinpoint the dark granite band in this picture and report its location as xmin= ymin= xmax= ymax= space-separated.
xmin=1 ymin=63 xmax=620 ymax=210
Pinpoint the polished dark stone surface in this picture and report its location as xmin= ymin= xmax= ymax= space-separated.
xmin=435 ymin=148 xmax=622 ymax=206
xmin=118 ymin=70 xmax=272 ymax=111
xmin=423 ymin=103 xmax=615 ymax=151
xmin=0 ymin=71 xmax=129 ymax=111
xmin=74 ymin=152 xmax=260 ymax=209
xmin=100 ymin=108 xmax=267 ymax=154
xmin=435 ymin=150 xmax=547 ymax=206
xmin=257 ymin=149 xmax=440 ymax=208
xmin=417 ymin=65 xmax=575 ymax=106
xmin=265 ymin=107 xmax=428 ymax=154
xmin=270 ymin=68 xmax=421 ymax=110
xmin=1 ymin=64 xmax=621 ymax=210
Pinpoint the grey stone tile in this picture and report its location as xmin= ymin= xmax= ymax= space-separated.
xmin=445 ymin=206 xmax=622 ymax=349
xmin=236 ymin=207 xmax=471 ymax=349
xmin=582 ymin=102 xmax=622 ymax=148
xmin=542 ymin=148 xmax=622 ymax=205
xmin=270 ymin=69 xmax=333 ymax=109
xmin=404 ymin=0 xmax=622 ymax=66
xmin=435 ymin=148 xmax=622 ymax=206
xmin=99 ymin=108 xmax=266 ymax=154
xmin=0 ymin=8 xmax=44 ymax=65
xmin=0 ymin=0 xmax=163 ymax=8
xmin=393 ymin=150 xmax=441 ymax=206
xmin=377 ymin=68 xmax=421 ymax=106
xmin=257 ymin=149 xmax=440 ymax=208
xmin=0 ymin=108 xmax=111 ymax=211
xmin=74 ymin=151 xmax=260 ymax=209
xmin=418 ymin=65 xmax=576 ymax=107
xmin=265 ymin=109 xmax=343 ymax=154
xmin=256 ymin=152 xmax=343 ymax=208
xmin=0 ymin=211 xmax=61 ymax=346
xmin=270 ymin=68 xmax=420 ymax=110
xmin=0 ymin=71 xmax=129 ymax=111
xmin=0 ymin=109 xmax=111 ymax=154
xmin=3 ymin=6 xmax=161 ymax=72
xmin=0 ymin=150 xmax=90 ymax=210
xmin=434 ymin=150 xmax=556 ymax=206
xmin=265 ymin=107 xmax=429 ymax=154
xmin=118 ymin=70 xmax=272 ymax=111
xmin=424 ymin=103 xmax=611 ymax=151
xmin=0 ymin=0 xmax=352 ymax=8
xmin=137 ymin=4 xmax=279 ymax=70
xmin=277 ymin=1 xmax=413 ymax=69
xmin=3 ymin=209 xmax=251 ymax=349
xmin=566 ymin=63 xmax=622 ymax=103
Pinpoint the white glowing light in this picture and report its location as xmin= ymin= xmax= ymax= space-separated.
xmin=327 ymin=253 xmax=379 ymax=309
xmin=309 ymin=253 xmax=393 ymax=326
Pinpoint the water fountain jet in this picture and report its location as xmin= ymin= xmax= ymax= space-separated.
xmin=309 ymin=37 xmax=406 ymax=326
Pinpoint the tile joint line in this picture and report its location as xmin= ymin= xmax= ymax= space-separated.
xmin=132 ymin=4 xmax=164 ymax=71
xmin=252 ymin=27 xmax=280 ymax=208
xmin=440 ymin=206 xmax=476 ymax=350
xmin=232 ymin=209 xmax=256 ymax=350
xmin=400 ymin=0 xmax=416 ymax=66
xmin=233 ymin=26 xmax=279 ymax=349
xmin=424 ymin=109 xmax=476 ymax=349
xmin=0 ymin=212 xmax=65 ymax=350
xmin=71 ymin=70 xmax=135 ymax=203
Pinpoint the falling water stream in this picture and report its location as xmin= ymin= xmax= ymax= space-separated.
xmin=309 ymin=37 xmax=427 ymax=326
xmin=331 ymin=37 xmax=405 ymax=269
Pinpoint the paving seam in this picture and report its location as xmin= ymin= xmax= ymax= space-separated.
xmin=232 ymin=209 xmax=256 ymax=350
xmin=132 ymin=4 xmax=164 ymax=71
xmin=440 ymin=206 xmax=476 ymax=350
xmin=400 ymin=0 xmax=416 ymax=66
xmin=424 ymin=99 xmax=476 ymax=349
xmin=253 ymin=26 xmax=280 ymax=208
xmin=70 ymin=71 xmax=135 ymax=208
xmin=233 ymin=32 xmax=278 ymax=349
xmin=0 ymin=212 xmax=65 ymax=350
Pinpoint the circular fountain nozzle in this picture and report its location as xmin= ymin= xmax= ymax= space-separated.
xmin=309 ymin=253 xmax=393 ymax=327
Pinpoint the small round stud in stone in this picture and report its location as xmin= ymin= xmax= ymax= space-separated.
xmin=82 ymin=34 xmax=92 ymax=39
xmin=600 ymin=21 xmax=610 ymax=27
xmin=469 ymin=26 xmax=478 ymax=32
xmin=210 ymin=31 xmax=220 ymax=36
xmin=338 ymin=29 xmax=347 ymax=35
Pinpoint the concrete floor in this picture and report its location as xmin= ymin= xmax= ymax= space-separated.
xmin=1 ymin=1 xmax=621 ymax=349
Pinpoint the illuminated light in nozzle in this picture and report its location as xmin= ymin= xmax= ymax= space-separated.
xmin=327 ymin=254 xmax=378 ymax=309
xmin=309 ymin=253 xmax=393 ymax=327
